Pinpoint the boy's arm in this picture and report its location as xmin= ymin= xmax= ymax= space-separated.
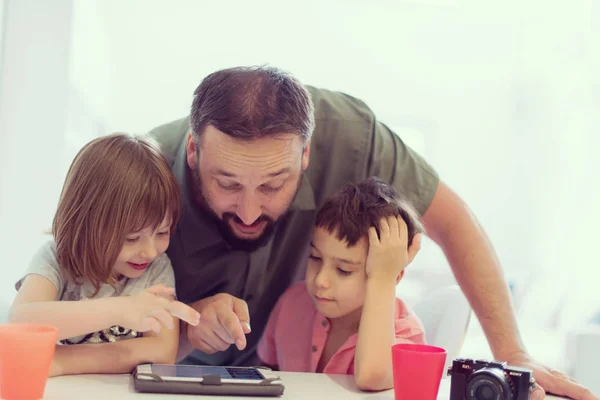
xmin=354 ymin=216 xmax=421 ymax=391
xmin=354 ymin=278 xmax=397 ymax=391
xmin=9 ymin=275 xmax=126 ymax=340
xmin=50 ymin=299 xmax=180 ymax=376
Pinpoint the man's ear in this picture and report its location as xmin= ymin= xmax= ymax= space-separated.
xmin=396 ymin=269 xmax=405 ymax=285
xmin=301 ymin=139 xmax=311 ymax=171
xmin=186 ymin=132 xmax=197 ymax=169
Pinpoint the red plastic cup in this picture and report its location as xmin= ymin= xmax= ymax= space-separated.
xmin=392 ymin=343 xmax=447 ymax=400
xmin=0 ymin=324 xmax=58 ymax=400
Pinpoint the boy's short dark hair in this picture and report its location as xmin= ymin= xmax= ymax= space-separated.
xmin=315 ymin=177 xmax=424 ymax=247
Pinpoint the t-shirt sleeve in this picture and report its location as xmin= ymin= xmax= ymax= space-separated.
xmin=394 ymin=298 xmax=427 ymax=345
xmin=367 ymin=120 xmax=440 ymax=217
xmin=143 ymin=254 xmax=176 ymax=290
xmin=147 ymin=116 xmax=190 ymax=166
xmin=256 ymin=289 xmax=287 ymax=367
xmin=306 ymin=86 xmax=439 ymax=217
xmin=15 ymin=240 xmax=64 ymax=299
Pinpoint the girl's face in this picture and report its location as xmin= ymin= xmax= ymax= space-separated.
xmin=112 ymin=216 xmax=172 ymax=280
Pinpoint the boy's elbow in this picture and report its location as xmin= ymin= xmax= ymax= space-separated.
xmin=355 ymin=369 xmax=393 ymax=392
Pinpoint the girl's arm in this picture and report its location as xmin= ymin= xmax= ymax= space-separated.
xmin=10 ymin=275 xmax=199 ymax=341
xmin=9 ymin=275 xmax=126 ymax=340
xmin=49 ymin=301 xmax=179 ymax=376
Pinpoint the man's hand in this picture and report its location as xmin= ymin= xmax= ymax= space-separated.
xmin=187 ymin=293 xmax=251 ymax=354
xmin=506 ymin=351 xmax=598 ymax=400
xmin=365 ymin=216 xmax=421 ymax=281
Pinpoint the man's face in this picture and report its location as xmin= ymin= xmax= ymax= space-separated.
xmin=186 ymin=126 xmax=310 ymax=251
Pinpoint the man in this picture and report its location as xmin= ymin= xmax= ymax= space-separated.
xmin=149 ymin=66 xmax=596 ymax=400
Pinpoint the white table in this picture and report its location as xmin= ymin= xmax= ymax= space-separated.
xmin=44 ymin=372 xmax=563 ymax=399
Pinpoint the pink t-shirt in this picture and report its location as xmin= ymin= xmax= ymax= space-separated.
xmin=257 ymin=282 xmax=425 ymax=375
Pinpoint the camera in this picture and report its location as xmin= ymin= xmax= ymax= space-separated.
xmin=447 ymin=358 xmax=535 ymax=400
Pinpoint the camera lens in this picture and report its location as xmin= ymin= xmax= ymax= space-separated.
xmin=466 ymin=368 xmax=513 ymax=400
xmin=475 ymin=384 xmax=496 ymax=399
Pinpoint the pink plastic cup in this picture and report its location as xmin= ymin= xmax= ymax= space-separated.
xmin=392 ymin=343 xmax=447 ymax=400
xmin=0 ymin=324 xmax=58 ymax=399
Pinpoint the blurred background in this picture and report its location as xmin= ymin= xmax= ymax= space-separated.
xmin=0 ymin=0 xmax=599 ymax=384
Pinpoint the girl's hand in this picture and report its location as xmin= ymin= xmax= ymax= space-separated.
xmin=118 ymin=285 xmax=201 ymax=334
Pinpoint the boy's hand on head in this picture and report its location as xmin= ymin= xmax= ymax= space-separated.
xmin=366 ymin=216 xmax=421 ymax=281
xmin=117 ymin=284 xmax=201 ymax=334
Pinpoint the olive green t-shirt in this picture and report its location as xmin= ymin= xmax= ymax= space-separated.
xmin=148 ymin=85 xmax=439 ymax=366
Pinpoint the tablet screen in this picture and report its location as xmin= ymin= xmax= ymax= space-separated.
xmin=151 ymin=364 xmax=264 ymax=381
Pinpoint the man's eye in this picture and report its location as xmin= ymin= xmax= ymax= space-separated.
xmin=260 ymin=184 xmax=283 ymax=193
xmin=218 ymin=182 xmax=240 ymax=191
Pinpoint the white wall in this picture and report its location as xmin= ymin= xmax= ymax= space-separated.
xmin=74 ymin=0 xmax=523 ymax=279
xmin=0 ymin=0 xmax=74 ymax=305
xmin=1 ymin=0 xmax=599 ymax=327
xmin=65 ymin=0 xmax=112 ymax=167
xmin=75 ymin=0 xmax=600 ymax=327
xmin=0 ymin=0 xmax=5 ymax=77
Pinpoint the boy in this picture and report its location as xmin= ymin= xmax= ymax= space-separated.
xmin=257 ymin=177 xmax=425 ymax=391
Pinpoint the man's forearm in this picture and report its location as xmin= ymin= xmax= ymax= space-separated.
xmin=423 ymin=182 xmax=525 ymax=360
xmin=446 ymin=224 xmax=524 ymax=360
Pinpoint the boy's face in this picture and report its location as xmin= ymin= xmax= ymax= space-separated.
xmin=305 ymin=227 xmax=368 ymax=322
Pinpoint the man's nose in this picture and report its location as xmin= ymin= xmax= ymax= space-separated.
xmin=236 ymin=192 xmax=262 ymax=225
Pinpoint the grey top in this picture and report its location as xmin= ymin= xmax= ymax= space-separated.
xmin=148 ymin=85 xmax=439 ymax=366
xmin=16 ymin=240 xmax=175 ymax=345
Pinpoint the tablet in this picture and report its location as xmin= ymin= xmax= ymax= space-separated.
xmin=133 ymin=363 xmax=285 ymax=397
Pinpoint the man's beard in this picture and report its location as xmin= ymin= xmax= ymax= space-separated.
xmin=218 ymin=213 xmax=276 ymax=252
xmin=188 ymin=163 xmax=299 ymax=252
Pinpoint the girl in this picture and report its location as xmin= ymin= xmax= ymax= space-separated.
xmin=9 ymin=133 xmax=200 ymax=376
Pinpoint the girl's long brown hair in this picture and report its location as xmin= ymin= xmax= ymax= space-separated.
xmin=52 ymin=133 xmax=182 ymax=293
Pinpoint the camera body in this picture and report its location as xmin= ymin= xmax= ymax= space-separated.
xmin=448 ymin=358 xmax=534 ymax=400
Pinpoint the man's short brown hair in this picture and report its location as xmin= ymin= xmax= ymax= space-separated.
xmin=190 ymin=65 xmax=315 ymax=146
xmin=315 ymin=177 xmax=424 ymax=247
xmin=52 ymin=133 xmax=182 ymax=293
